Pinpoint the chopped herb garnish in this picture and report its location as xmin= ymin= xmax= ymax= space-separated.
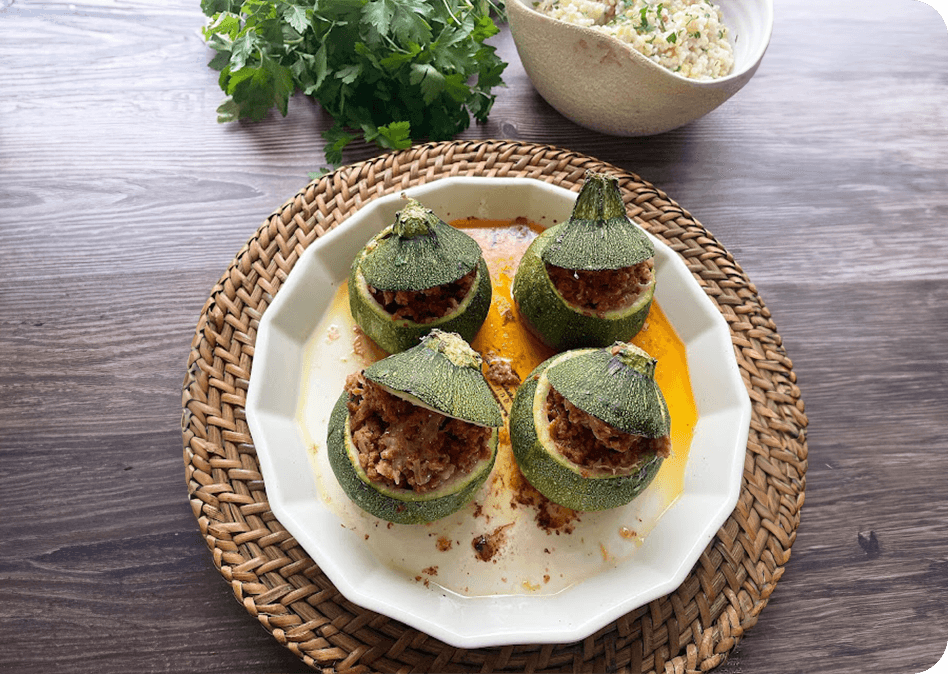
xmin=637 ymin=6 xmax=652 ymax=31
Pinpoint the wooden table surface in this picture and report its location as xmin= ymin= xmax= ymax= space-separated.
xmin=3 ymin=0 xmax=947 ymax=672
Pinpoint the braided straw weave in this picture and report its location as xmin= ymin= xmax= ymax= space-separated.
xmin=182 ymin=140 xmax=807 ymax=673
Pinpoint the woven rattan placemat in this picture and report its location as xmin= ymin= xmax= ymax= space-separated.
xmin=182 ymin=140 xmax=807 ymax=673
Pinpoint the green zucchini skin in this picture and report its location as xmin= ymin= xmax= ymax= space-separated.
xmin=327 ymin=392 xmax=498 ymax=524
xmin=541 ymin=172 xmax=655 ymax=271
xmin=358 ymin=198 xmax=484 ymax=291
xmin=509 ymin=352 xmax=664 ymax=512
xmin=349 ymin=256 xmax=492 ymax=354
xmin=512 ymin=227 xmax=655 ymax=351
xmin=546 ymin=345 xmax=670 ymax=439
xmin=362 ymin=328 xmax=504 ymax=429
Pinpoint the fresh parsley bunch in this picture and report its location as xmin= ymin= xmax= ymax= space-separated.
xmin=201 ymin=0 xmax=508 ymax=165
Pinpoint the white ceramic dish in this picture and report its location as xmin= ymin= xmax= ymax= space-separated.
xmin=245 ymin=176 xmax=751 ymax=649
xmin=507 ymin=0 xmax=774 ymax=135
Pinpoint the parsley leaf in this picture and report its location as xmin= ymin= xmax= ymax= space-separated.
xmin=373 ymin=121 xmax=413 ymax=151
xmin=282 ymin=5 xmax=309 ymax=33
xmin=201 ymin=0 xmax=508 ymax=166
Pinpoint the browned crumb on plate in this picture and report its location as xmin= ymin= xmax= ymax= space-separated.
xmin=484 ymin=353 xmax=521 ymax=388
xmin=472 ymin=523 xmax=513 ymax=562
xmin=351 ymin=325 xmax=387 ymax=363
xmin=510 ymin=469 xmax=581 ymax=535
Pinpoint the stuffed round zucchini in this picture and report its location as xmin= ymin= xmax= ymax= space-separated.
xmin=512 ymin=172 xmax=656 ymax=351
xmin=348 ymin=197 xmax=492 ymax=354
xmin=509 ymin=341 xmax=671 ymax=512
xmin=327 ymin=330 xmax=504 ymax=524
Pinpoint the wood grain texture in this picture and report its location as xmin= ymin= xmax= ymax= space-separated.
xmin=2 ymin=0 xmax=947 ymax=672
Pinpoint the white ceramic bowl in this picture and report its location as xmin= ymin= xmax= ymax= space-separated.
xmin=245 ymin=176 xmax=751 ymax=648
xmin=507 ymin=0 xmax=774 ymax=135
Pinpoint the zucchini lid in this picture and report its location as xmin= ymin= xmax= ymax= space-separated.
xmin=362 ymin=329 xmax=504 ymax=428
xmin=545 ymin=342 xmax=670 ymax=439
xmin=541 ymin=171 xmax=654 ymax=271
xmin=358 ymin=198 xmax=483 ymax=291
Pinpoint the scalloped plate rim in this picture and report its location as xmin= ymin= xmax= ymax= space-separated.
xmin=245 ymin=175 xmax=751 ymax=649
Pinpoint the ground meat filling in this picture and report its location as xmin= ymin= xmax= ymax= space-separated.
xmin=369 ymin=267 xmax=477 ymax=324
xmin=546 ymin=259 xmax=654 ymax=317
xmin=545 ymin=386 xmax=670 ymax=474
xmin=344 ymin=372 xmax=491 ymax=493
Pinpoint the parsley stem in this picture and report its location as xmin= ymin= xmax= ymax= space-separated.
xmin=441 ymin=0 xmax=461 ymax=25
